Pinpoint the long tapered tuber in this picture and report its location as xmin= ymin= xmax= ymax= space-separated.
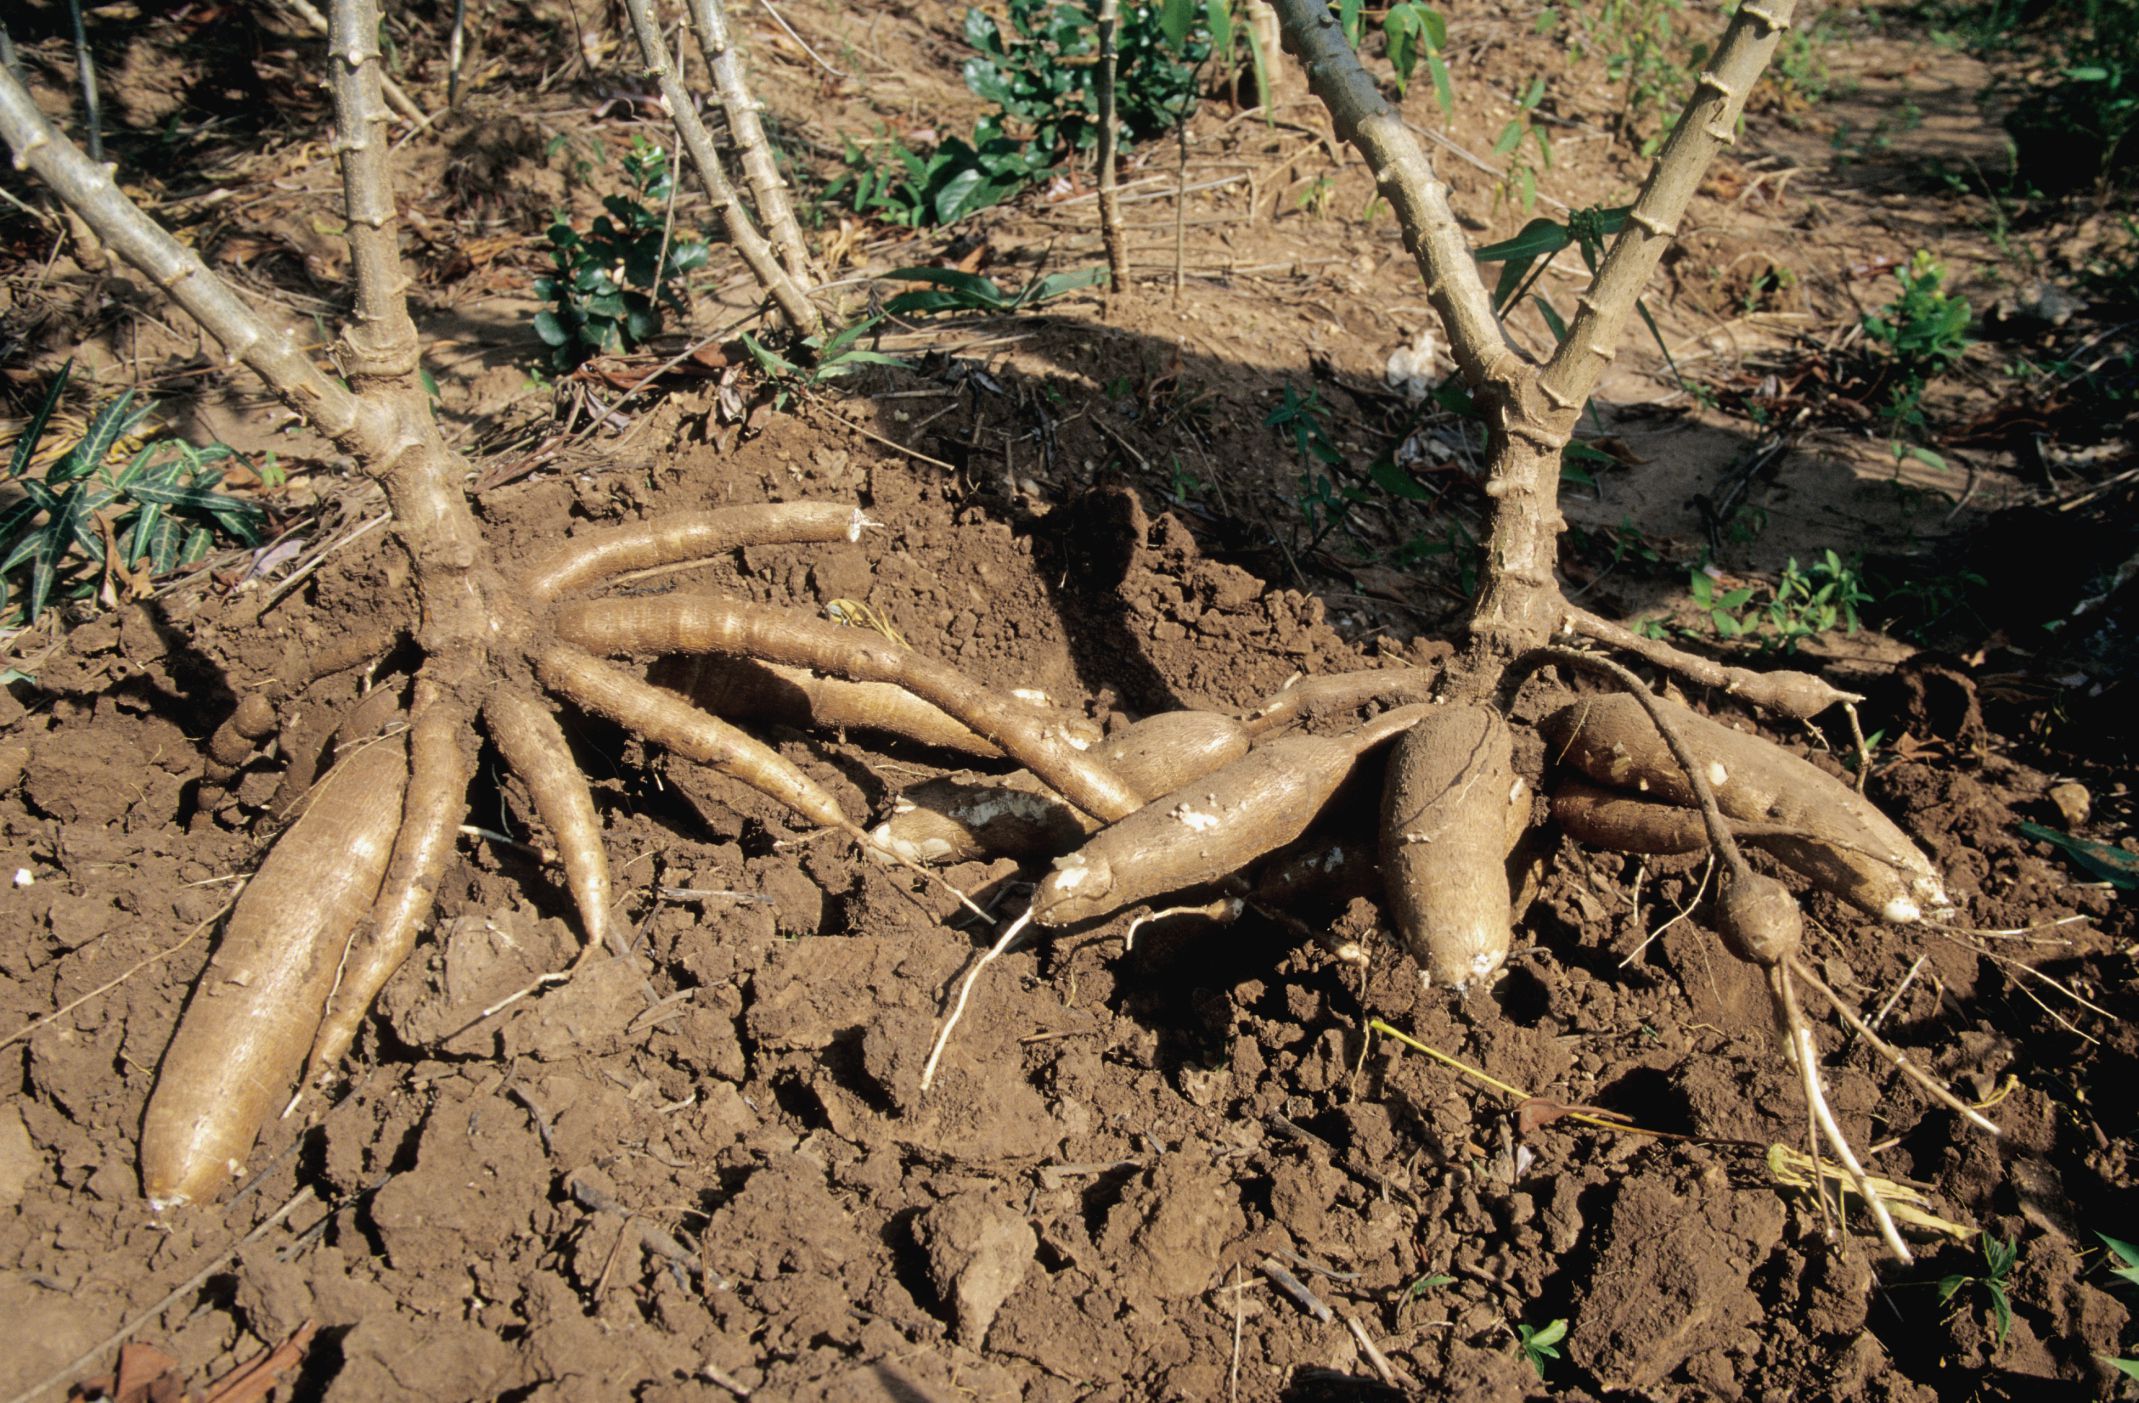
xmin=554 ymin=593 xmax=1142 ymax=822
xmin=1380 ymin=704 xmax=1517 ymax=990
xmin=142 ymin=735 xmax=409 ymax=1206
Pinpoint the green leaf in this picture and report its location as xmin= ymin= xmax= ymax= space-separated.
xmin=1160 ymin=0 xmax=1196 ymax=47
xmin=8 ymin=358 xmax=71 ymax=481
xmin=533 ymin=310 xmax=570 ymax=348
xmin=1476 ymin=218 xmax=1572 ymax=267
xmin=882 ymin=266 xmax=1010 ymax=308
xmin=1428 ymin=53 xmax=1453 ymax=119
xmin=54 ymin=390 xmax=144 ymax=484
xmin=2098 ymin=1232 xmax=2139 ymax=1283
xmin=1987 ymin=1282 xmax=2012 ymax=1345
xmin=1938 ymin=1274 xmax=1968 ymax=1304
xmin=2105 ymin=1356 xmax=2139 ymax=1380
xmin=2017 ymin=822 xmax=2139 ymax=889
xmin=1527 ymin=1319 xmax=1568 ymax=1349
xmin=1016 ymin=265 xmax=1110 ymax=306
xmin=1533 ymin=295 xmax=1569 ymax=344
xmin=1338 ymin=0 xmax=1362 ymax=44
xmin=1205 ymin=0 xmax=1232 ymax=53
xmin=1369 ymin=460 xmax=1432 ymax=500
xmin=739 ymin=332 xmax=801 ymax=379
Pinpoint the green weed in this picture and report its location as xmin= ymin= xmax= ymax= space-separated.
xmin=1517 ymin=1317 xmax=1569 ymax=1378
xmin=1940 ymin=1231 xmax=2019 ymax=1347
xmin=1684 ymin=551 xmax=1870 ymax=652
xmin=1862 ymin=250 xmax=1973 ymax=442
xmin=534 ymin=137 xmax=707 ymax=371
xmin=739 ymin=316 xmax=908 ymax=412
xmin=878 ymin=264 xmax=1108 ymax=315
xmin=1 ymin=365 xmax=267 ymax=625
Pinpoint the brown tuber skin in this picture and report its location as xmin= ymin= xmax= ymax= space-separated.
xmin=871 ymin=711 xmax=1252 ymax=866
xmin=1542 ymin=693 xmax=1947 ymax=922
xmin=1032 ymin=706 xmax=1425 ymax=927
xmin=1713 ymin=868 xmax=1803 ymax=966
xmin=1380 ymin=704 xmax=1517 ymax=991
xmin=141 ymin=735 xmax=410 ymax=1207
xmin=650 ymin=654 xmax=1100 ymax=759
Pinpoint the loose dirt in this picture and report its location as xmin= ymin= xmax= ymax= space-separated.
xmin=2 ymin=0 xmax=2135 ymax=1399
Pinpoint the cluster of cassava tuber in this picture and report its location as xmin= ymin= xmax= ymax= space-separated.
xmin=0 ymin=0 xmax=1992 ymax=1260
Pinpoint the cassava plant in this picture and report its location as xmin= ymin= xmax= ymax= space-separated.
xmin=0 ymin=0 xmax=1998 ymax=1270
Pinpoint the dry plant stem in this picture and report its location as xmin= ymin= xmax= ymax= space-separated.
xmin=522 ymin=501 xmax=863 ymax=602
xmin=278 ymin=0 xmax=429 ymax=126
xmin=1786 ymin=957 xmax=2000 ymax=1135
xmin=685 ymin=0 xmax=812 ymax=282
xmin=1537 ymin=0 xmax=1801 ymax=415
xmin=484 ymin=687 xmax=616 ymax=965
xmin=1775 ymin=965 xmax=1912 ymax=1261
xmin=1266 ymin=0 xmax=1506 ymax=392
xmin=535 ymin=644 xmax=850 ymax=829
xmin=618 ymin=0 xmax=820 ymax=336
xmin=304 ymin=695 xmax=478 ymax=1084
xmin=330 ymin=0 xmax=419 ymax=374
xmin=1095 ymin=0 xmax=1130 ymax=301
xmin=0 ymin=69 xmax=363 ymax=439
xmin=1560 ymin=604 xmax=1857 ymax=720
xmin=554 ymin=594 xmax=1142 ymax=821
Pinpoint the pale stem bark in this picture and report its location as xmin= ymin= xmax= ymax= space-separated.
xmin=1266 ymin=0 xmax=1511 ymax=393
xmin=685 ymin=0 xmax=812 ymax=283
xmin=1537 ymin=0 xmax=1799 ymax=416
xmin=328 ymin=0 xmax=422 ymax=378
xmin=0 ymin=66 xmax=364 ymax=438
xmin=278 ymin=0 xmax=431 ymax=127
xmin=1095 ymin=0 xmax=1129 ymax=301
xmin=619 ymin=0 xmax=821 ymax=336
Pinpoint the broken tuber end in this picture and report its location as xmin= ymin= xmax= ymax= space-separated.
xmin=1714 ymin=869 xmax=1803 ymax=967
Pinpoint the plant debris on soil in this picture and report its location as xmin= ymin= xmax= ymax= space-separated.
xmin=2 ymin=0 xmax=2136 ymax=1399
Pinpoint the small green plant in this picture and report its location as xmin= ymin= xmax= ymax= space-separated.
xmin=832 ymin=0 xmax=1214 ymax=229
xmin=2101 ymin=1233 xmax=2139 ymax=1380
xmin=879 ymin=264 xmax=1108 ymax=315
xmin=1565 ymin=0 xmax=1707 ymax=153
xmin=1862 ymin=250 xmax=1973 ymax=440
xmin=1517 ymin=1317 xmax=1569 ymax=1377
xmin=533 ymin=137 xmax=708 ymax=371
xmin=1493 ymin=77 xmax=1554 ymax=212
xmin=1294 ymin=174 xmax=1336 ymax=218
xmin=738 ymin=316 xmax=908 ymax=412
xmin=1 ymin=365 xmax=267 ymax=625
xmin=1684 ymin=551 xmax=1870 ymax=652
xmin=1939 ymin=1231 xmax=2019 ymax=1347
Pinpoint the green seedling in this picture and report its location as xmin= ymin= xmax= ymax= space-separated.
xmin=534 ymin=137 xmax=709 ymax=371
xmin=1517 ymin=1317 xmax=1569 ymax=1377
xmin=1939 ymin=1231 xmax=2018 ymax=1347
xmin=1 ymin=364 xmax=267 ymax=624
xmin=2102 ymin=1235 xmax=2139 ymax=1380
xmin=2017 ymin=823 xmax=2139 ymax=890
xmin=739 ymin=316 xmax=909 ymax=412
xmin=1493 ymin=76 xmax=1554 ymax=212
xmin=1862 ymin=250 xmax=1972 ymax=442
xmin=880 ymin=264 xmax=1108 ymax=315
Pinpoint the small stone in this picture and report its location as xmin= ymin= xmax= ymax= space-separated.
xmin=2048 ymin=781 xmax=2091 ymax=828
xmin=915 ymin=1189 xmax=1035 ymax=1347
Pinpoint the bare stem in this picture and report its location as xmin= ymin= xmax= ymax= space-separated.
xmin=1537 ymin=0 xmax=1799 ymax=416
xmin=1096 ymin=0 xmax=1130 ymax=302
xmin=0 ymin=67 xmax=364 ymax=439
xmin=685 ymin=0 xmax=812 ymax=282
xmin=619 ymin=0 xmax=821 ymax=336
xmin=1266 ymin=0 xmax=1510 ymax=392
xmin=328 ymin=0 xmax=421 ymax=379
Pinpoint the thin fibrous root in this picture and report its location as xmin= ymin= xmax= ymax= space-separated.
xmin=522 ymin=501 xmax=865 ymax=603
xmin=1784 ymin=957 xmax=2000 ymax=1136
xmin=304 ymin=692 xmax=477 ymax=1087
xmin=553 ymin=593 xmax=1142 ymax=822
xmin=920 ymin=909 xmax=1034 ymax=1094
xmin=1773 ymin=965 xmax=1913 ymax=1262
xmin=484 ymin=685 xmax=616 ymax=965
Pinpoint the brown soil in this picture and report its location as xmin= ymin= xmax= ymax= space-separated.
xmin=3 ymin=1 xmax=2137 ymax=1400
